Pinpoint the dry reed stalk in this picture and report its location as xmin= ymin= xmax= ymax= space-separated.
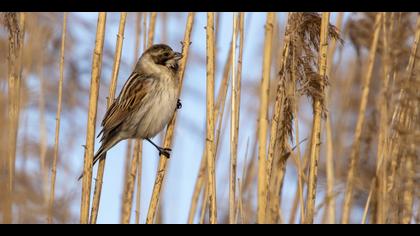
xmin=304 ymin=12 xmax=330 ymax=224
xmin=399 ymin=15 xmax=420 ymax=224
xmin=187 ymin=150 xmax=207 ymax=223
xmin=240 ymin=131 xmax=258 ymax=218
xmin=145 ymin=12 xmax=194 ymax=224
xmin=237 ymin=139 xmax=250 ymax=224
xmin=199 ymin=179 xmax=209 ymax=224
xmin=288 ymin=184 xmax=301 ymax=224
xmin=324 ymin=12 xmax=343 ymax=224
xmin=341 ymin=13 xmax=382 ymax=224
xmin=37 ymin=53 xmax=49 ymax=205
xmin=80 ymin=12 xmax=107 ymax=224
xmin=257 ymin=12 xmax=275 ymax=224
xmin=47 ymin=12 xmax=68 ymax=224
xmin=401 ymin=153 xmax=415 ymax=224
xmin=121 ymin=137 xmax=141 ymax=223
xmin=147 ymin=12 xmax=157 ymax=48
xmin=4 ymin=12 xmax=25 ymax=224
xmin=266 ymin=54 xmax=288 ymax=223
xmin=228 ymin=12 xmax=237 ymax=224
xmin=143 ymin=13 xmax=148 ymax=50
xmin=133 ymin=12 xmax=143 ymax=225
xmin=235 ymin=178 xmax=245 ymax=224
xmin=87 ymin=13 xmax=127 ymax=224
xmin=289 ymin=142 xmax=315 ymax=223
xmin=291 ymin=107 xmax=305 ymax=223
xmin=205 ymin=12 xmax=217 ymax=224
xmin=229 ymin=12 xmax=243 ymax=224
xmin=134 ymin=142 xmax=142 ymax=224
xmin=121 ymin=142 xmax=140 ymax=224
xmin=235 ymin=12 xmax=244 ymax=222
xmin=266 ymin=20 xmax=287 ymax=223
xmin=361 ymin=179 xmax=376 ymax=224
xmin=215 ymin=47 xmax=234 ymax=153
xmin=416 ymin=204 xmax=420 ymax=224
xmin=374 ymin=12 xmax=392 ymax=224
xmin=122 ymin=140 xmax=133 ymax=202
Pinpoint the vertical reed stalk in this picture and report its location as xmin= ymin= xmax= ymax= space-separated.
xmin=257 ymin=12 xmax=275 ymax=224
xmin=288 ymin=184 xmax=300 ymax=224
xmin=304 ymin=12 xmax=330 ymax=224
xmin=38 ymin=53 xmax=48 ymax=205
xmin=341 ymin=13 xmax=382 ymax=224
xmin=48 ymin=12 xmax=67 ymax=224
xmin=145 ymin=13 xmax=194 ymax=224
xmin=292 ymin=107 xmax=305 ymax=223
xmin=266 ymin=51 xmax=287 ymax=223
xmin=134 ymin=12 xmax=143 ymax=224
xmin=400 ymin=14 xmax=420 ymax=224
xmin=401 ymin=153 xmax=415 ymax=224
xmin=229 ymin=12 xmax=242 ymax=224
xmin=122 ymin=141 xmax=133 ymax=204
xmin=199 ymin=179 xmax=209 ymax=224
xmin=147 ymin=12 xmax=157 ymax=48
xmin=121 ymin=142 xmax=140 ymax=224
xmin=324 ymin=12 xmax=343 ymax=224
xmin=187 ymin=150 xmax=207 ymax=223
xmin=134 ymin=143 xmax=143 ymax=224
xmin=236 ymin=178 xmax=245 ymax=223
xmin=375 ymin=12 xmax=391 ymax=224
xmin=80 ymin=12 xmax=107 ymax=224
xmin=361 ymin=179 xmax=376 ymax=224
xmin=205 ymin=12 xmax=217 ymax=224
xmin=5 ymin=12 xmax=25 ymax=224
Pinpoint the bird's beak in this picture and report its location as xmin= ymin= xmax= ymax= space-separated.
xmin=173 ymin=52 xmax=183 ymax=61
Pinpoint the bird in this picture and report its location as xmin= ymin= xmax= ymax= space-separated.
xmin=78 ymin=44 xmax=183 ymax=181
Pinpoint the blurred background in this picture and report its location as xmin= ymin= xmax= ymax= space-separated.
xmin=0 ymin=12 xmax=419 ymax=224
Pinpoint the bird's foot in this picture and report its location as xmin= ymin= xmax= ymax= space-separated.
xmin=158 ymin=147 xmax=172 ymax=158
xmin=177 ymin=99 xmax=182 ymax=110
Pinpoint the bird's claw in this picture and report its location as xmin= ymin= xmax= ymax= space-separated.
xmin=158 ymin=147 xmax=172 ymax=158
xmin=177 ymin=99 xmax=182 ymax=110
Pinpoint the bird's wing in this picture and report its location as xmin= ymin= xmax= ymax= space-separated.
xmin=99 ymin=72 xmax=155 ymax=138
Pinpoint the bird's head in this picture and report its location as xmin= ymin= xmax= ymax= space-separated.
xmin=141 ymin=44 xmax=183 ymax=72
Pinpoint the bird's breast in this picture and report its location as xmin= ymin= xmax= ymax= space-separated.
xmin=134 ymin=76 xmax=178 ymax=138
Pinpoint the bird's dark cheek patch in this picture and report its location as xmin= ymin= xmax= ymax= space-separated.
xmin=153 ymin=56 xmax=167 ymax=66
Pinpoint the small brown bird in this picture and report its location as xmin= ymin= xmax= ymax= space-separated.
xmin=78 ymin=44 xmax=183 ymax=180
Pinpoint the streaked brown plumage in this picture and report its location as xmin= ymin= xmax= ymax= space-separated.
xmin=78 ymin=44 xmax=182 ymax=180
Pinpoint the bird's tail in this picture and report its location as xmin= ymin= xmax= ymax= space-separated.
xmin=77 ymin=137 xmax=120 ymax=181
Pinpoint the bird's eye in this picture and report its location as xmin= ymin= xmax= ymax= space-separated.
xmin=163 ymin=52 xmax=170 ymax=57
